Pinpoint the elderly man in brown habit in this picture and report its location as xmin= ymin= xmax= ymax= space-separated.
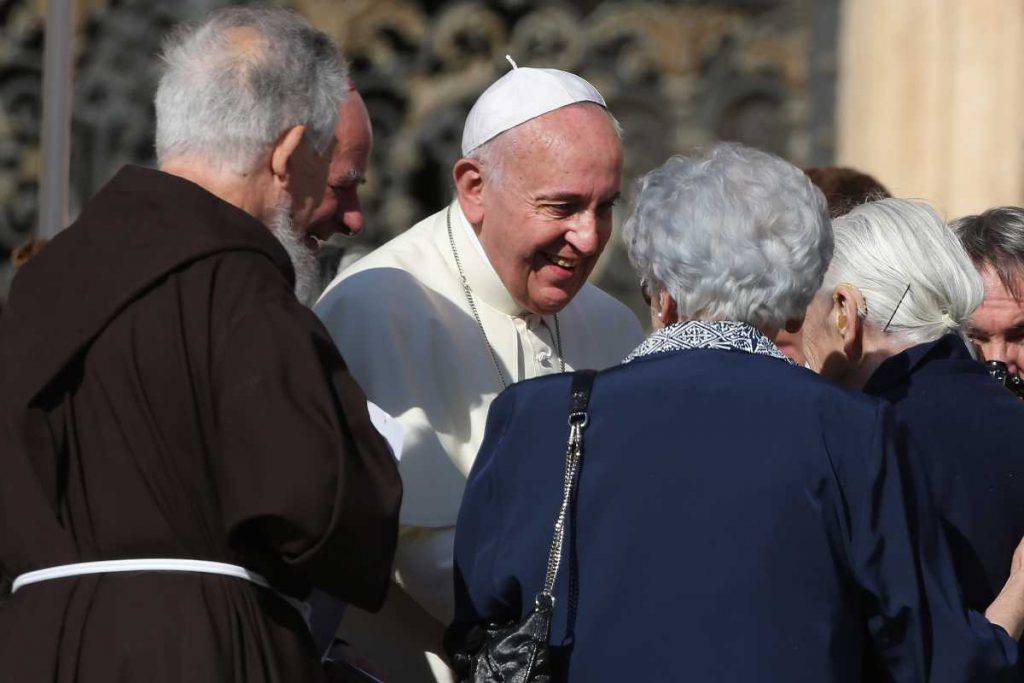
xmin=0 ymin=8 xmax=401 ymax=682
xmin=316 ymin=62 xmax=643 ymax=681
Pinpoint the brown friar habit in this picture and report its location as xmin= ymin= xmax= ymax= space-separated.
xmin=0 ymin=166 xmax=402 ymax=682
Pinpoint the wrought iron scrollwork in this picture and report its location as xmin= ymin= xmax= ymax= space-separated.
xmin=0 ymin=0 xmax=838 ymax=313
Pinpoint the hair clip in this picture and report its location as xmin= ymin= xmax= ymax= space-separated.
xmin=883 ymin=283 xmax=911 ymax=332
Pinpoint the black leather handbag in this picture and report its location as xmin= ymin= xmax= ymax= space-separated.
xmin=445 ymin=370 xmax=596 ymax=683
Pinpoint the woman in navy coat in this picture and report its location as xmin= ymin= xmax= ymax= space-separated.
xmin=450 ymin=145 xmax=1024 ymax=681
xmin=802 ymin=198 xmax=1024 ymax=614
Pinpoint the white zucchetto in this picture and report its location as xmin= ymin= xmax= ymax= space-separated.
xmin=461 ymin=56 xmax=608 ymax=156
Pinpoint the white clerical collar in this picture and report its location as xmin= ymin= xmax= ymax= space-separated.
xmin=449 ymin=200 xmax=523 ymax=316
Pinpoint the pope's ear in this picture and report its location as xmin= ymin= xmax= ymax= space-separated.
xmin=453 ymin=157 xmax=485 ymax=223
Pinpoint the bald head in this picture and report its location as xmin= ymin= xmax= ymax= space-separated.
xmin=219 ymin=25 xmax=267 ymax=58
xmin=155 ymin=6 xmax=347 ymax=172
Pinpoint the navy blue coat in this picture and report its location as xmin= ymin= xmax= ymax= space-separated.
xmin=864 ymin=334 xmax=1024 ymax=612
xmin=453 ymin=346 xmax=1020 ymax=682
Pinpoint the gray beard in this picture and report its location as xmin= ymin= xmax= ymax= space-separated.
xmin=267 ymin=205 xmax=320 ymax=307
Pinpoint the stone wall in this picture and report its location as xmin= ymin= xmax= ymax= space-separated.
xmin=1 ymin=0 xmax=838 ymax=320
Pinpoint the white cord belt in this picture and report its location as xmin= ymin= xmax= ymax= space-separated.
xmin=11 ymin=558 xmax=310 ymax=623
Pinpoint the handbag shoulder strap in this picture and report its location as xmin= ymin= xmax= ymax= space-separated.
xmin=536 ymin=369 xmax=596 ymax=610
xmin=568 ymin=369 xmax=597 ymax=424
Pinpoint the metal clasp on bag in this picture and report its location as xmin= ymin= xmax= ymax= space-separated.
xmin=568 ymin=411 xmax=588 ymax=429
xmin=534 ymin=591 xmax=555 ymax=612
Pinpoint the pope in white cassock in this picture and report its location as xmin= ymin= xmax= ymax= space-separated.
xmin=314 ymin=61 xmax=644 ymax=681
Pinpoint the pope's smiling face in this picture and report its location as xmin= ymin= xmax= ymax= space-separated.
xmin=458 ymin=104 xmax=622 ymax=315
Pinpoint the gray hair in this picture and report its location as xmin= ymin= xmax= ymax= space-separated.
xmin=155 ymin=7 xmax=348 ymax=172
xmin=622 ymin=143 xmax=832 ymax=330
xmin=951 ymin=206 xmax=1024 ymax=301
xmin=824 ymin=198 xmax=984 ymax=344
xmin=468 ymin=102 xmax=623 ymax=186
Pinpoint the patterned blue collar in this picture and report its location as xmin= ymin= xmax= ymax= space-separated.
xmin=623 ymin=320 xmax=795 ymax=365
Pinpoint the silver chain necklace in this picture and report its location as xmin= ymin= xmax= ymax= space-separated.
xmin=446 ymin=205 xmax=564 ymax=390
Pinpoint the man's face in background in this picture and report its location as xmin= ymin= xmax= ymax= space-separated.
xmin=307 ymin=89 xmax=374 ymax=242
xmin=966 ymin=265 xmax=1024 ymax=376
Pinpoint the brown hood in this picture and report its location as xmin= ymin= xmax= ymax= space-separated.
xmin=0 ymin=165 xmax=293 ymax=408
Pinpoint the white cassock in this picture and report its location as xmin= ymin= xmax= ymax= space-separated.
xmin=314 ymin=199 xmax=643 ymax=681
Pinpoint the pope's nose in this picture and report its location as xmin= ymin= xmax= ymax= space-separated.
xmin=566 ymin=219 xmax=599 ymax=257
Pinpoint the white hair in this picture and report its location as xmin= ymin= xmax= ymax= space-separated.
xmin=468 ymin=102 xmax=623 ymax=186
xmin=267 ymin=204 xmax=320 ymax=307
xmin=155 ymin=7 xmax=348 ymax=172
xmin=622 ymin=143 xmax=833 ymax=330
xmin=823 ymin=198 xmax=984 ymax=344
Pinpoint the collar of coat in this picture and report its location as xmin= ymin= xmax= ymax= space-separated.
xmin=623 ymin=320 xmax=795 ymax=365
xmin=863 ymin=333 xmax=982 ymax=397
xmin=1 ymin=165 xmax=293 ymax=407
xmin=435 ymin=201 xmax=524 ymax=317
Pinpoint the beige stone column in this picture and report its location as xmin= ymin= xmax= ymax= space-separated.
xmin=837 ymin=0 xmax=1024 ymax=217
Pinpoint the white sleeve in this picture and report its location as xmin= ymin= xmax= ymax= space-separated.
xmin=366 ymin=400 xmax=404 ymax=462
xmin=393 ymin=525 xmax=456 ymax=625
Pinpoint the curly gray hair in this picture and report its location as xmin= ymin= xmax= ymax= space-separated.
xmin=155 ymin=7 xmax=348 ymax=172
xmin=622 ymin=143 xmax=832 ymax=330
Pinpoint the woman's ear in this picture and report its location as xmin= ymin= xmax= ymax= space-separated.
xmin=657 ymin=291 xmax=679 ymax=326
xmin=833 ymin=284 xmax=864 ymax=364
